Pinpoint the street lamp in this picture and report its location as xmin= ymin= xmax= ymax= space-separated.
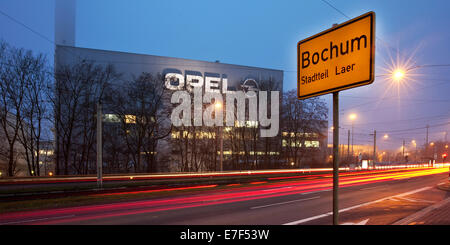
xmin=382 ymin=135 xmax=390 ymax=164
xmin=215 ymin=102 xmax=224 ymax=171
xmin=430 ymin=142 xmax=436 ymax=166
xmin=392 ymin=69 xmax=405 ymax=81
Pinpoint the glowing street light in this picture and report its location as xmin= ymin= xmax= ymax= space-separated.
xmin=383 ymin=134 xmax=389 ymax=139
xmin=392 ymin=69 xmax=405 ymax=81
xmin=214 ymin=101 xmax=222 ymax=109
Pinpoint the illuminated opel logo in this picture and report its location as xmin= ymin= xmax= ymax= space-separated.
xmin=241 ymin=79 xmax=259 ymax=96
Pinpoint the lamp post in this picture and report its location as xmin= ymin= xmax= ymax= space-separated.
xmin=215 ymin=102 xmax=224 ymax=171
xmin=430 ymin=142 xmax=435 ymax=166
xmin=349 ymin=113 xmax=357 ymax=163
xmin=96 ymin=102 xmax=103 ymax=189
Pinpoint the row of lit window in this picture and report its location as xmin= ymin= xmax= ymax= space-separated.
xmin=171 ymin=131 xmax=217 ymax=139
xmin=104 ymin=114 xmax=155 ymax=124
xmin=34 ymin=150 xmax=54 ymax=156
xmin=282 ymin=139 xmax=320 ymax=148
xmin=218 ymin=151 xmax=280 ymax=155
xmin=171 ymin=125 xmax=259 ymax=139
xmin=282 ymin=132 xmax=319 ymax=138
xmin=235 ymin=121 xmax=258 ymax=128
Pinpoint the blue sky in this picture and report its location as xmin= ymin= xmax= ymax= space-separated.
xmin=1 ymin=0 xmax=450 ymax=151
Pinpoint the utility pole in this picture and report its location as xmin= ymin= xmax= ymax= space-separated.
xmin=219 ymin=125 xmax=223 ymax=171
xmin=373 ymin=130 xmax=376 ymax=169
xmin=415 ymin=142 xmax=418 ymax=163
xmin=347 ymin=129 xmax=350 ymax=165
xmin=402 ymin=140 xmax=405 ymax=161
xmin=426 ymin=125 xmax=429 ymax=159
xmin=96 ymin=102 xmax=103 ymax=189
xmin=369 ymin=130 xmax=376 ymax=169
xmin=351 ymin=122 xmax=354 ymax=163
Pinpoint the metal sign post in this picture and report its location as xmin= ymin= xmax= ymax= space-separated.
xmin=332 ymin=92 xmax=339 ymax=225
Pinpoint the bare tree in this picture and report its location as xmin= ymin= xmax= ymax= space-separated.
xmin=16 ymin=49 xmax=49 ymax=176
xmin=52 ymin=60 xmax=119 ymax=175
xmin=0 ymin=42 xmax=46 ymax=176
xmin=105 ymin=73 xmax=171 ymax=173
xmin=281 ymin=90 xmax=328 ymax=168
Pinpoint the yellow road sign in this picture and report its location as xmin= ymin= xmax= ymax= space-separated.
xmin=297 ymin=12 xmax=375 ymax=100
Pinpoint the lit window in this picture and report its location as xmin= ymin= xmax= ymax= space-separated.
xmin=125 ymin=115 xmax=136 ymax=124
xmin=140 ymin=152 xmax=157 ymax=155
xmin=304 ymin=141 xmax=320 ymax=148
xmin=38 ymin=150 xmax=54 ymax=155
xmin=235 ymin=120 xmax=258 ymax=128
xmin=246 ymin=121 xmax=258 ymax=128
xmin=171 ymin=131 xmax=180 ymax=139
xmin=104 ymin=114 xmax=120 ymax=123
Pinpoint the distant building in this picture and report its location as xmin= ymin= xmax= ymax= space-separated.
xmin=37 ymin=140 xmax=54 ymax=176
xmin=0 ymin=112 xmax=28 ymax=177
xmin=54 ymin=45 xmax=284 ymax=173
xmin=52 ymin=0 xmax=328 ymax=174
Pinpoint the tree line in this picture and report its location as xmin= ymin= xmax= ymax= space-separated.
xmin=0 ymin=41 xmax=329 ymax=176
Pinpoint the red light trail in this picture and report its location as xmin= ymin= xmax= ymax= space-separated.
xmin=0 ymin=166 xmax=447 ymax=225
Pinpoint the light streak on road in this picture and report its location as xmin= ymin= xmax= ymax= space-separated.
xmin=0 ymin=165 xmax=448 ymax=225
xmin=3 ymin=164 xmax=445 ymax=185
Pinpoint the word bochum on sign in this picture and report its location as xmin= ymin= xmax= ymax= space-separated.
xmin=297 ymin=12 xmax=375 ymax=99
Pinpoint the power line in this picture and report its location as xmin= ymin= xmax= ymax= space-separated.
xmin=0 ymin=9 xmax=55 ymax=45
xmin=379 ymin=121 xmax=450 ymax=134
xmin=320 ymin=0 xmax=351 ymax=19
xmin=341 ymin=113 xmax=450 ymax=127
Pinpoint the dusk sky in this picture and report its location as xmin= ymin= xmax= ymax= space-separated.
xmin=1 ymin=0 xmax=450 ymax=152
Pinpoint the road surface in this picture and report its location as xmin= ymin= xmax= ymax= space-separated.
xmin=0 ymin=167 xmax=448 ymax=225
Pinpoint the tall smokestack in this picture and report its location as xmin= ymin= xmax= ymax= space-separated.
xmin=55 ymin=0 xmax=76 ymax=46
